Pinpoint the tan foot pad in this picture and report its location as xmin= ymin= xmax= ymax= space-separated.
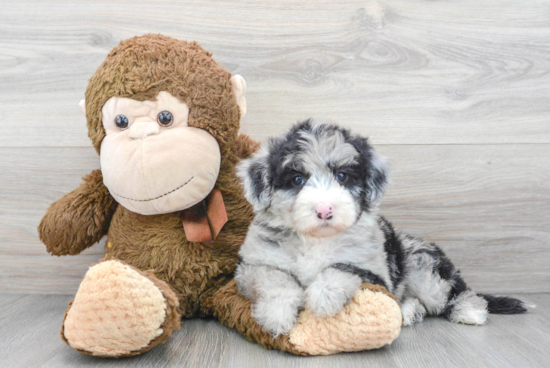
xmin=62 ymin=260 xmax=168 ymax=356
xmin=288 ymin=286 xmax=402 ymax=355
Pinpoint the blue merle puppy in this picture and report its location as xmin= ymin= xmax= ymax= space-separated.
xmin=235 ymin=119 xmax=526 ymax=337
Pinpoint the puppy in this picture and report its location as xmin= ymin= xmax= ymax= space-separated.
xmin=235 ymin=120 xmax=526 ymax=336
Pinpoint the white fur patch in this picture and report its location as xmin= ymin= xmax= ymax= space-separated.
xmin=401 ymin=298 xmax=426 ymax=326
xmin=291 ymin=178 xmax=359 ymax=237
xmin=448 ymin=290 xmax=488 ymax=325
xmin=305 ymin=268 xmax=362 ymax=317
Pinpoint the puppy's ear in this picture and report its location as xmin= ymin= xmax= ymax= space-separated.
xmin=236 ymin=145 xmax=272 ymax=211
xmin=365 ymin=151 xmax=389 ymax=202
xmin=350 ymin=136 xmax=389 ymax=203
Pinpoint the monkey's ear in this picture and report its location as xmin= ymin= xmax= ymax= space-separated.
xmin=236 ymin=145 xmax=272 ymax=211
xmin=231 ymin=75 xmax=247 ymax=118
xmin=365 ymin=151 xmax=389 ymax=203
xmin=79 ymin=99 xmax=86 ymax=115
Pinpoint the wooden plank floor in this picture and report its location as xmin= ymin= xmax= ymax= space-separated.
xmin=0 ymin=293 xmax=547 ymax=368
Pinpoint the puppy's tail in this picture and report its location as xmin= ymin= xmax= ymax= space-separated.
xmin=478 ymin=293 xmax=527 ymax=314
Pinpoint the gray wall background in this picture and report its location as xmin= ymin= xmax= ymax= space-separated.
xmin=1 ymin=0 xmax=548 ymax=294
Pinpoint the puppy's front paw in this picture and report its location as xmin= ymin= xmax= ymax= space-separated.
xmin=252 ymin=298 xmax=300 ymax=337
xmin=306 ymin=285 xmax=350 ymax=317
xmin=401 ymin=298 xmax=426 ymax=326
xmin=306 ymin=269 xmax=362 ymax=317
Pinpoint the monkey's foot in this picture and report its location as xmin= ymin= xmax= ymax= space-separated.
xmin=61 ymin=260 xmax=181 ymax=357
xmin=288 ymin=283 xmax=403 ymax=355
xmin=212 ymin=280 xmax=401 ymax=356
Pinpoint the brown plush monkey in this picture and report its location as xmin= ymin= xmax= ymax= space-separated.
xmin=38 ymin=34 xmax=402 ymax=357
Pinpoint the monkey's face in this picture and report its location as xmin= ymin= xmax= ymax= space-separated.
xmin=99 ymin=91 xmax=221 ymax=215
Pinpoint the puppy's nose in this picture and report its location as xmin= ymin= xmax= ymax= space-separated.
xmin=315 ymin=203 xmax=333 ymax=220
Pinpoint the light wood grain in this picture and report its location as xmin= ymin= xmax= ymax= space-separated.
xmin=377 ymin=144 xmax=550 ymax=294
xmin=0 ymin=293 xmax=547 ymax=368
xmin=1 ymin=0 xmax=550 ymax=146
xmin=0 ymin=1 xmax=548 ymax=296
xmin=0 ymin=148 xmax=103 ymax=294
xmin=0 ymin=145 xmax=548 ymax=294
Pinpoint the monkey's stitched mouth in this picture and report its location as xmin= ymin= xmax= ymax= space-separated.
xmin=112 ymin=176 xmax=194 ymax=202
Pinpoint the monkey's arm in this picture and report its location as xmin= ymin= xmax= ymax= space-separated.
xmin=38 ymin=169 xmax=118 ymax=256
xmin=233 ymin=133 xmax=261 ymax=161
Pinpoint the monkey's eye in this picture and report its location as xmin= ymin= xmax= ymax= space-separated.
xmin=292 ymin=176 xmax=306 ymax=187
xmin=115 ymin=115 xmax=129 ymax=130
xmin=336 ymin=172 xmax=348 ymax=183
xmin=157 ymin=111 xmax=173 ymax=127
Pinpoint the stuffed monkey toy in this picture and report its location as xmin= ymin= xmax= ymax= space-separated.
xmin=38 ymin=34 xmax=402 ymax=357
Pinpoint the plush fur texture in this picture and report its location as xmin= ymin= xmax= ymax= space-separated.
xmin=236 ymin=120 xmax=526 ymax=334
xmin=289 ymin=283 xmax=402 ymax=355
xmin=38 ymin=169 xmax=117 ymax=256
xmin=61 ymin=260 xmax=180 ymax=357
xmin=39 ymin=35 xmax=403 ymax=357
xmin=84 ymin=34 xmax=241 ymax=156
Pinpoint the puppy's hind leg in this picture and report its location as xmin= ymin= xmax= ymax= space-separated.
xmin=444 ymin=291 xmax=528 ymax=325
xmin=443 ymin=289 xmax=488 ymax=325
xmin=401 ymin=298 xmax=426 ymax=326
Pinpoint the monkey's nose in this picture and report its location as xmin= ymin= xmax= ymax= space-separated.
xmin=129 ymin=121 xmax=160 ymax=139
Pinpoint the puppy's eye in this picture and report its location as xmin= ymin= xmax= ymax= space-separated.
xmin=115 ymin=115 xmax=129 ymax=130
xmin=157 ymin=111 xmax=173 ymax=126
xmin=292 ymin=176 xmax=306 ymax=187
xmin=336 ymin=172 xmax=348 ymax=183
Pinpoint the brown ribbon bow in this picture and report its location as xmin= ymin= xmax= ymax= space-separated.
xmin=181 ymin=189 xmax=228 ymax=243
